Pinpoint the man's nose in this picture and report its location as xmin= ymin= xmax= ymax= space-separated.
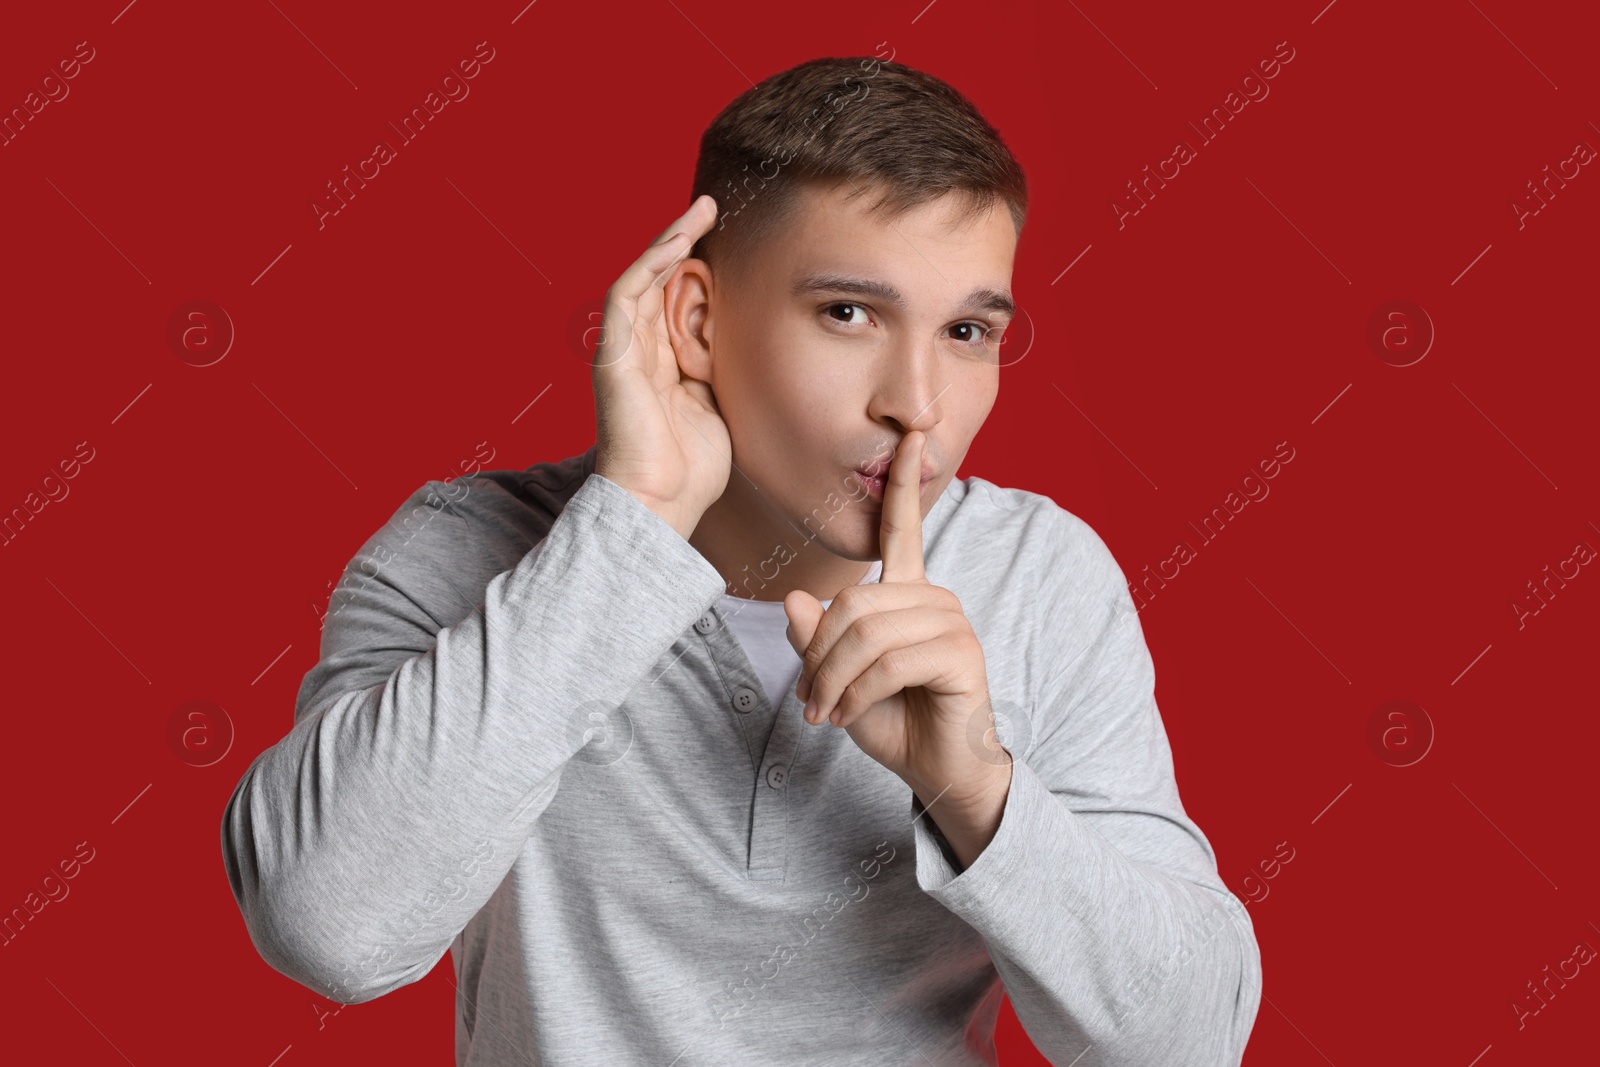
xmin=868 ymin=338 xmax=947 ymax=434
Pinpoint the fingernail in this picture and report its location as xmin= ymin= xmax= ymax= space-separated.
xmin=797 ymin=674 xmax=812 ymax=701
xmin=829 ymin=708 xmax=842 ymax=726
xmin=803 ymin=698 xmax=817 ymax=723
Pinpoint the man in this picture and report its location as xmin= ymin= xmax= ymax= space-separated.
xmin=221 ymin=55 xmax=1262 ymax=1065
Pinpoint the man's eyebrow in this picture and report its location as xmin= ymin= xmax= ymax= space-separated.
xmin=791 ymin=273 xmax=1015 ymax=319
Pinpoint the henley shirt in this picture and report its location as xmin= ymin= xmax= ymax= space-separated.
xmin=219 ymin=444 xmax=1263 ymax=1066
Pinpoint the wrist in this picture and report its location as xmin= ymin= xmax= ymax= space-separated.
xmin=594 ymin=470 xmax=699 ymax=541
xmin=906 ymin=755 xmax=1012 ymax=817
xmin=645 ymin=499 xmax=699 ymax=542
xmin=908 ymin=762 xmax=1012 ymax=874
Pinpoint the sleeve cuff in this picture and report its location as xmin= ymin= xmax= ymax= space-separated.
xmin=910 ymin=791 xmax=963 ymax=873
xmin=502 ymin=472 xmax=731 ymax=722
xmin=910 ymin=756 xmax=1095 ymax=922
xmin=563 ymin=472 xmax=729 ymax=613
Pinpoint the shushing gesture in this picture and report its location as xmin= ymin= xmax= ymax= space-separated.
xmin=783 ymin=431 xmax=1011 ymax=810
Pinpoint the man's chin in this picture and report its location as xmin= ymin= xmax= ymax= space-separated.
xmin=786 ymin=517 xmax=878 ymax=563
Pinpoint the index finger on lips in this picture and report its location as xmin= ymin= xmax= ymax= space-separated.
xmin=879 ymin=430 xmax=927 ymax=584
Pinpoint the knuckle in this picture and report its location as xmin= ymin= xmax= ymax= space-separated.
xmin=841 ymin=677 xmax=868 ymax=715
xmin=811 ymin=662 xmax=836 ymax=697
xmin=882 ymin=645 xmax=914 ymax=678
xmin=855 ymin=613 xmax=889 ymax=647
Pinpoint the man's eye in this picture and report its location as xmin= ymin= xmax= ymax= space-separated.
xmin=949 ymin=321 xmax=995 ymax=346
xmin=824 ymin=303 xmax=869 ymax=326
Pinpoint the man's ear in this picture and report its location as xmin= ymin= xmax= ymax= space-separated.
xmin=664 ymin=258 xmax=715 ymax=383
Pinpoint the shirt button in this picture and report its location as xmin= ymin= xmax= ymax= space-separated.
xmin=732 ymin=687 xmax=759 ymax=714
xmin=765 ymin=764 xmax=788 ymax=789
xmin=694 ymin=612 xmax=717 ymax=634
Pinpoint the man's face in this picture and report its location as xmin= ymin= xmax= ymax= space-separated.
xmin=696 ymin=181 xmax=1018 ymax=563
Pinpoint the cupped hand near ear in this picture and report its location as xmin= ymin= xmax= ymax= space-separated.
xmin=592 ymin=194 xmax=728 ymax=541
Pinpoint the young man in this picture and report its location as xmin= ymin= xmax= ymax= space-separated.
xmin=221 ymin=56 xmax=1261 ymax=1065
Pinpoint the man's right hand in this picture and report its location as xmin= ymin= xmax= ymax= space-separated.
xmin=592 ymin=194 xmax=729 ymax=541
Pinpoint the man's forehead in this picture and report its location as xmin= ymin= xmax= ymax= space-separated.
xmin=752 ymin=182 xmax=1016 ymax=313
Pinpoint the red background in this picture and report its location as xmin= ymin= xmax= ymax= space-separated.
xmin=2 ymin=1 xmax=1596 ymax=1063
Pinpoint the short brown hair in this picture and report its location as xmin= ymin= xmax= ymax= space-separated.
xmin=689 ymin=56 xmax=1028 ymax=277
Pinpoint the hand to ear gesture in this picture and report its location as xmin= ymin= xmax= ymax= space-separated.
xmin=783 ymin=431 xmax=1011 ymax=809
xmin=592 ymin=195 xmax=727 ymax=541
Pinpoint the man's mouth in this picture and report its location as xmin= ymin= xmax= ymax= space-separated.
xmin=851 ymin=453 xmax=939 ymax=501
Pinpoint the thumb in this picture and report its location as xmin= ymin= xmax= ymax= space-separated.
xmin=783 ymin=590 xmax=824 ymax=660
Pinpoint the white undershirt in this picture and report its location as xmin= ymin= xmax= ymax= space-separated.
xmin=717 ymin=559 xmax=884 ymax=712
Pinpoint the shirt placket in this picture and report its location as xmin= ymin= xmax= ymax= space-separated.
xmin=693 ymin=605 xmax=806 ymax=883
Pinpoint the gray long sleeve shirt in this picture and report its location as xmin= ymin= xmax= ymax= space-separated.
xmin=219 ymin=445 xmax=1262 ymax=1066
